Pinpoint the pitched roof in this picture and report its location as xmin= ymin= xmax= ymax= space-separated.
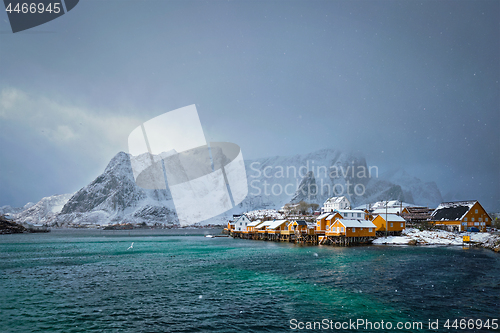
xmin=247 ymin=220 xmax=263 ymax=227
xmin=336 ymin=209 xmax=365 ymax=214
xmin=325 ymin=196 xmax=349 ymax=204
xmin=431 ymin=201 xmax=477 ymax=221
xmin=372 ymin=208 xmax=404 ymax=215
xmin=376 ymin=214 xmax=406 ymax=222
xmin=294 ymin=220 xmax=307 ymax=226
xmin=233 ymin=214 xmax=250 ymax=224
xmin=257 ymin=220 xmax=274 ymax=229
xmin=337 ymin=219 xmax=376 ymax=228
xmin=317 ymin=213 xmax=331 ymax=220
xmin=266 ymin=219 xmax=289 ymax=229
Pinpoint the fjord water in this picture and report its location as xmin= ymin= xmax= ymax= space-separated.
xmin=1 ymin=229 xmax=499 ymax=333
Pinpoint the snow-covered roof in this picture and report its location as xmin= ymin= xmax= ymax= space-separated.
xmin=376 ymin=214 xmax=406 ymax=222
xmin=233 ymin=214 xmax=250 ymax=224
xmin=372 ymin=208 xmax=404 ymax=215
xmin=266 ymin=219 xmax=289 ymax=229
xmin=325 ymin=196 xmax=349 ymax=204
xmin=337 ymin=219 xmax=376 ymax=228
xmin=336 ymin=209 xmax=365 ymax=214
xmin=431 ymin=201 xmax=477 ymax=221
xmin=257 ymin=220 xmax=274 ymax=229
xmin=326 ymin=214 xmax=337 ymax=220
xmin=247 ymin=220 xmax=263 ymax=227
xmin=354 ymin=201 xmax=413 ymax=210
xmin=316 ymin=213 xmax=330 ymax=220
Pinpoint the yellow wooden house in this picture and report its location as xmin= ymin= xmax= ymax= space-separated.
xmin=372 ymin=214 xmax=406 ymax=233
xmin=316 ymin=212 xmax=342 ymax=232
xmin=265 ymin=220 xmax=289 ymax=234
xmin=325 ymin=219 xmax=376 ymax=237
xmin=287 ymin=220 xmax=308 ymax=232
xmin=429 ymin=201 xmax=492 ymax=232
xmin=246 ymin=219 xmax=263 ymax=233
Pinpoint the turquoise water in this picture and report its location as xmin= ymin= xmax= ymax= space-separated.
xmin=1 ymin=229 xmax=499 ymax=332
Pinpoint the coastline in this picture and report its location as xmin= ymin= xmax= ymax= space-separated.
xmin=373 ymin=228 xmax=500 ymax=252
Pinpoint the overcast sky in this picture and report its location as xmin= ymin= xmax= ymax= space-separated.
xmin=0 ymin=0 xmax=498 ymax=211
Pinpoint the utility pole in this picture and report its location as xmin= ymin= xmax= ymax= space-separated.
xmin=385 ymin=200 xmax=388 ymax=237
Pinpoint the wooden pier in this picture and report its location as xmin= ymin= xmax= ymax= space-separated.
xmin=230 ymin=229 xmax=375 ymax=246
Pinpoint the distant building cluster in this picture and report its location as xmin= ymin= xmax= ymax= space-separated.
xmin=226 ymin=196 xmax=493 ymax=246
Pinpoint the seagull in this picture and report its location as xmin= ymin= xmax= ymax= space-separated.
xmin=127 ymin=242 xmax=134 ymax=250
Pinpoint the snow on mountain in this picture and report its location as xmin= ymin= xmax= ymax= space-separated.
xmin=243 ymin=148 xmax=371 ymax=210
xmin=55 ymin=152 xmax=178 ymax=226
xmin=0 ymin=202 xmax=34 ymax=216
xmin=13 ymin=194 xmax=73 ymax=225
xmin=378 ymin=168 xmax=443 ymax=208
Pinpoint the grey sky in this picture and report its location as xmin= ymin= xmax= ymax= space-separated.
xmin=0 ymin=0 xmax=498 ymax=210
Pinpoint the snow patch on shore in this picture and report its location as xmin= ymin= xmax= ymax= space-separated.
xmin=373 ymin=228 xmax=500 ymax=252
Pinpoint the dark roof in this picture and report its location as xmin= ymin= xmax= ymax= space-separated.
xmin=431 ymin=201 xmax=476 ymax=221
xmin=295 ymin=220 xmax=307 ymax=226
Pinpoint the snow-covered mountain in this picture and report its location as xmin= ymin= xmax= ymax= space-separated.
xmin=0 ymin=202 xmax=35 ymax=216
xmin=244 ymin=149 xmax=442 ymax=210
xmin=10 ymin=148 xmax=443 ymax=226
xmin=54 ymin=152 xmax=178 ymax=227
xmin=13 ymin=194 xmax=73 ymax=225
xmin=378 ymin=168 xmax=442 ymax=208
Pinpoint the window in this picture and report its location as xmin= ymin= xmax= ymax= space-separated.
xmin=479 ymin=218 xmax=482 ymax=222
xmin=341 ymin=227 xmax=344 ymax=232
xmin=352 ymin=228 xmax=355 ymax=233
xmin=360 ymin=227 xmax=363 ymax=230
xmin=369 ymin=228 xmax=372 ymax=232
xmin=472 ymin=218 xmax=475 ymax=222
xmin=462 ymin=222 xmax=467 ymax=226
xmin=464 ymin=217 xmax=467 ymax=221
xmin=400 ymin=223 xmax=403 ymax=228
xmin=357 ymin=213 xmax=361 ymax=217
xmin=474 ymin=222 xmax=479 ymax=226
xmin=475 ymin=209 xmax=478 ymax=214
xmin=390 ymin=223 xmax=393 ymax=227
xmin=486 ymin=217 xmax=488 ymax=222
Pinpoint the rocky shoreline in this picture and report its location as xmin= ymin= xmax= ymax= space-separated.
xmin=0 ymin=216 xmax=26 ymax=234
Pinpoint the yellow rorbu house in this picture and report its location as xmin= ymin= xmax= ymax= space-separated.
xmin=429 ymin=200 xmax=492 ymax=232
xmin=372 ymin=214 xmax=406 ymax=235
xmin=246 ymin=220 xmax=263 ymax=233
xmin=287 ymin=220 xmax=308 ymax=233
xmin=325 ymin=219 xmax=376 ymax=237
xmin=316 ymin=212 xmax=342 ymax=233
xmin=265 ymin=220 xmax=289 ymax=234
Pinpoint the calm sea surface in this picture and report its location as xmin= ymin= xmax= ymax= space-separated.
xmin=0 ymin=229 xmax=499 ymax=333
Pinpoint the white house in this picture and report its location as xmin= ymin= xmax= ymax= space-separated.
xmin=322 ymin=196 xmax=350 ymax=212
xmin=234 ymin=214 xmax=252 ymax=231
xmin=336 ymin=209 xmax=365 ymax=219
